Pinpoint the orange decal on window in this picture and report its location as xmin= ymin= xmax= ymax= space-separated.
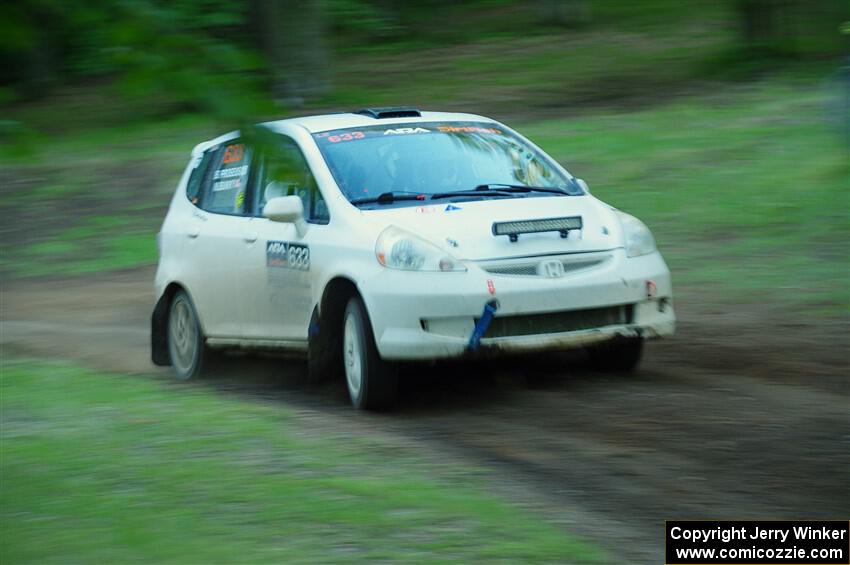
xmin=222 ymin=144 xmax=244 ymax=164
xmin=437 ymin=126 xmax=502 ymax=134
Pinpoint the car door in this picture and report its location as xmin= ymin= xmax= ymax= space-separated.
xmin=180 ymin=139 xmax=253 ymax=338
xmin=238 ymin=134 xmax=329 ymax=342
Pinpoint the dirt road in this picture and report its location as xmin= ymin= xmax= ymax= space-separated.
xmin=3 ymin=268 xmax=848 ymax=563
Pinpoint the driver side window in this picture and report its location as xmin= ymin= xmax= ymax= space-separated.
xmin=254 ymin=136 xmax=329 ymax=224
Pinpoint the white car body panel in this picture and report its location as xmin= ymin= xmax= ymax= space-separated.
xmin=154 ymin=110 xmax=675 ymax=362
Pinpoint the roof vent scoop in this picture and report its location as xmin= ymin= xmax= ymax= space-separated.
xmin=354 ymin=107 xmax=422 ymax=119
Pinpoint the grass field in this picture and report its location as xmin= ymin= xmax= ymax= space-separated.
xmin=0 ymin=359 xmax=601 ymax=563
xmin=523 ymin=78 xmax=849 ymax=312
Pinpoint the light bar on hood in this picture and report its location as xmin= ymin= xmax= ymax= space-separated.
xmin=492 ymin=216 xmax=582 ymax=242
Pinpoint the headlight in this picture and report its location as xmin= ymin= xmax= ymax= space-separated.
xmin=375 ymin=226 xmax=466 ymax=271
xmin=616 ymin=211 xmax=656 ymax=257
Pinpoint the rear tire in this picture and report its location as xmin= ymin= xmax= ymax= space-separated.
xmin=167 ymin=290 xmax=208 ymax=380
xmin=587 ymin=336 xmax=644 ymax=372
xmin=342 ymin=296 xmax=398 ymax=410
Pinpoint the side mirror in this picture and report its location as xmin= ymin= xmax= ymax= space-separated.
xmin=576 ymin=178 xmax=590 ymax=193
xmin=263 ymin=195 xmax=307 ymax=236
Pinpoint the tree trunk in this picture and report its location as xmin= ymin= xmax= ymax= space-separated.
xmin=736 ymin=0 xmax=804 ymax=55
xmin=256 ymin=0 xmax=331 ymax=106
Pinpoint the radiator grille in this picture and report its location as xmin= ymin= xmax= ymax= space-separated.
xmin=483 ymin=257 xmax=604 ymax=277
xmin=481 ymin=304 xmax=633 ymax=338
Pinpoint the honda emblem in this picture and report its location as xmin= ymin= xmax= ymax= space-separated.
xmin=538 ymin=259 xmax=565 ymax=278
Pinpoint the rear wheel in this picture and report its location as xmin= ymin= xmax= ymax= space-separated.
xmin=343 ymin=296 xmax=397 ymax=410
xmin=587 ymin=336 xmax=644 ymax=372
xmin=168 ymin=290 xmax=208 ymax=380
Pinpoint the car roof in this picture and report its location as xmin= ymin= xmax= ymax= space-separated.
xmin=263 ymin=110 xmax=499 ymax=134
xmin=193 ymin=110 xmax=502 ymax=155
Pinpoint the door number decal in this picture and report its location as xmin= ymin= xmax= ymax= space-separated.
xmin=267 ymin=241 xmax=310 ymax=271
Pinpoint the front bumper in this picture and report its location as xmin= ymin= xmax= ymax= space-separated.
xmin=359 ymin=249 xmax=676 ymax=361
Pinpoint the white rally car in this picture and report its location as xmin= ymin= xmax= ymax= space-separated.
xmin=151 ymin=107 xmax=675 ymax=409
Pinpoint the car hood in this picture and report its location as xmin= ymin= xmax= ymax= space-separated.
xmin=359 ymin=195 xmax=622 ymax=261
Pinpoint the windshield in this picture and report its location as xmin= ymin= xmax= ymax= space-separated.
xmin=313 ymin=122 xmax=580 ymax=208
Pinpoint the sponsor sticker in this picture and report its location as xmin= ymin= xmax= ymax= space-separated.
xmin=436 ymin=125 xmax=502 ymax=134
xmin=384 ymin=127 xmax=430 ymax=135
xmin=212 ymin=178 xmax=242 ymax=192
xmin=267 ymin=241 xmax=310 ymax=271
xmin=326 ymin=131 xmax=365 ymax=143
xmin=222 ymin=144 xmax=244 ymax=164
xmin=213 ymin=165 xmax=248 ymax=180
xmin=313 ymin=122 xmax=507 ymax=146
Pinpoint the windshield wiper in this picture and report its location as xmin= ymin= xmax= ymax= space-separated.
xmin=430 ymin=187 xmax=517 ymax=200
xmin=474 ymin=183 xmax=573 ymax=195
xmin=349 ymin=191 xmax=426 ymax=206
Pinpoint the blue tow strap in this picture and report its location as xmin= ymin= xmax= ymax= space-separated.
xmin=468 ymin=300 xmax=499 ymax=352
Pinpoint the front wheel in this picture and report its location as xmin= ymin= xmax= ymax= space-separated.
xmin=586 ymin=336 xmax=644 ymax=372
xmin=342 ymin=296 xmax=398 ymax=410
xmin=168 ymin=290 xmax=208 ymax=380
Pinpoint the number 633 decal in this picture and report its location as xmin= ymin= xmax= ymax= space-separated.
xmin=266 ymin=241 xmax=310 ymax=271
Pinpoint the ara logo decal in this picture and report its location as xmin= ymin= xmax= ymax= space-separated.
xmin=444 ymin=204 xmax=462 ymax=212
xmin=384 ymin=127 xmax=430 ymax=135
xmin=267 ymin=241 xmax=310 ymax=271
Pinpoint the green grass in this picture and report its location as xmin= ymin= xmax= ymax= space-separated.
xmin=7 ymin=216 xmax=158 ymax=278
xmin=0 ymin=117 xmax=198 ymax=279
xmin=523 ymin=79 xmax=849 ymax=312
xmin=0 ymin=359 xmax=601 ymax=563
xmin=322 ymin=20 xmax=733 ymax=112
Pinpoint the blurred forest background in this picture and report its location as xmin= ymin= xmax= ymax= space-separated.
xmin=2 ymin=0 xmax=847 ymax=128
xmin=1 ymin=0 xmax=848 ymax=311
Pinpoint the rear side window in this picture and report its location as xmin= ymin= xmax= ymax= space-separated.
xmin=186 ymin=150 xmax=216 ymax=205
xmin=202 ymin=141 xmax=253 ymax=215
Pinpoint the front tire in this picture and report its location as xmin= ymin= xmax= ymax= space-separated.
xmin=342 ymin=296 xmax=398 ymax=410
xmin=587 ymin=336 xmax=644 ymax=372
xmin=168 ymin=290 xmax=208 ymax=380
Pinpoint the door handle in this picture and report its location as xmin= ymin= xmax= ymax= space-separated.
xmin=244 ymin=232 xmax=258 ymax=243
xmin=187 ymin=226 xmax=200 ymax=239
